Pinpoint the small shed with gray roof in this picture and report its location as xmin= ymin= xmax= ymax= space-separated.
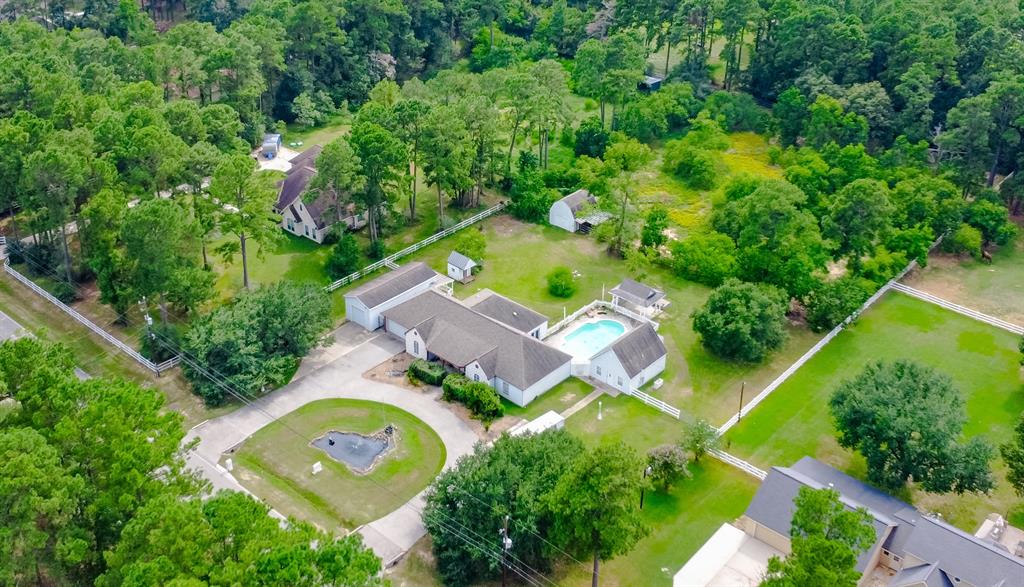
xmin=610 ymin=278 xmax=667 ymax=317
xmin=588 ymin=323 xmax=666 ymax=393
xmin=446 ymin=251 xmax=478 ymax=283
xmin=343 ymin=262 xmax=452 ymax=331
xmin=549 ymin=189 xmax=611 ymax=233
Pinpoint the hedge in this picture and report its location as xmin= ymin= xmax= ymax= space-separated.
xmin=442 ymin=374 xmax=504 ymax=422
xmin=409 ymin=359 xmax=447 ymax=386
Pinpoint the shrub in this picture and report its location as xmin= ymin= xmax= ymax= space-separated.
xmin=139 ymin=322 xmax=182 ymax=362
xmin=692 ymin=279 xmax=788 ymax=362
xmin=5 ymin=240 xmax=26 ymax=265
xmin=365 ymin=239 xmax=387 ymax=260
xmin=646 ymin=445 xmax=691 ymax=490
xmin=857 ymin=246 xmax=908 ymax=286
xmin=670 ymin=232 xmax=737 ymax=286
xmin=574 ymin=117 xmax=610 ymax=158
xmin=662 ymin=142 xmax=720 ymax=190
xmin=802 ymin=277 xmax=872 ymax=332
xmin=943 ymin=223 xmax=983 ymax=258
xmin=546 ymin=266 xmax=576 ymax=298
xmin=325 ymin=233 xmax=361 ymax=279
xmin=409 ymin=359 xmax=447 ymax=386
xmin=50 ymin=280 xmax=78 ymax=303
xmin=454 ymin=228 xmax=486 ymax=263
xmin=442 ymin=374 xmax=504 ymax=422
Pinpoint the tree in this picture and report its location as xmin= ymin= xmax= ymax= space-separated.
xmin=662 ymin=142 xmax=720 ymax=190
xmin=122 ymin=198 xmax=213 ymax=323
xmin=692 ymin=279 xmax=789 ymax=362
xmin=548 ymin=442 xmax=649 ymax=587
xmin=575 ymin=116 xmax=610 ymax=158
xmin=424 ymin=430 xmax=585 ymax=586
xmin=309 ymin=136 xmax=366 ymax=226
xmin=943 ymin=223 xmax=984 ymax=258
xmin=803 ymin=95 xmax=868 ymax=149
xmin=964 ymin=199 xmax=1017 ymax=246
xmin=830 ymin=360 xmax=995 ymax=493
xmin=350 ymin=119 xmax=408 ymax=241
xmin=762 ymin=487 xmax=876 ymax=587
xmin=680 ymin=418 xmax=720 ymax=463
xmin=180 ymin=141 xmax=223 ymax=269
xmin=646 ymin=445 xmax=691 ymax=490
xmin=640 ymin=206 xmax=668 ymax=249
xmin=454 ymin=228 xmax=486 ymax=263
xmin=210 ymin=154 xmax=282 ymax=289
xmin=392 ymin=98 xmax=431 ymax=219
xmin=420 ymin=106 xmax=472 ymax=227
xmin=774 ymin=88 xmax=809 ymax=146
xmin=802 ymin=277 xmax=871 ymax=332
xmin=823 ymin=179 xmax=893 ymax=261
xmin=1001 ymin=415 xmax=1024 ymax=497
xmin=547 ymin=266 xmax=576 ymax=298
xmin=670 ymin=231 xmax=737 ymax=287
xmin=325 ymin=232 xmax=361 ymax=279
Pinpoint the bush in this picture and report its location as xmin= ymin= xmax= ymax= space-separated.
xmin=646 ymin=445 xmax=691 ymax=490
xmin=442 ymin=374 xmax=504 ymax=422
xmin=325 ymin=233 xmax=361 ymax=279
xmin=802 ymin=277 xmax=872 ymax=332
xmin=692 ymin=279 xmax=788 ymax=362
xmin=409 ymin=359 xmax=447 ymax=386
xmin=662 ymin=142 xmax=720 ymax=190
xmin=546 ymin=266 xmax=576 ymax=298
xmin=574 ymin=117 xmax=610 ymax=158
xmin=943 ymin=223 xmax=983 ymax=258
xmin=18 ymin=241 xmax=61 ymax=278
xmin=5 ymin=240 xmax=26 ymax=265
xmin=365 ymin=239 xmax=387 ymax=260
xmin=50 ymin=279 xmax=78 ymax=303
xmin=670 ymin=232 xmax=737 ymax=286
xmin=139 ymin=322 xmax=182 ymax=362
xmin=454 ymin=229 xmax=486 ymax=263
xmin=510 ymin=169 xmax=555 ymax=224
xmin=857 ymin=246 xmax=908 ymax=286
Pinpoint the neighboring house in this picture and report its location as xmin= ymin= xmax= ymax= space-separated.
xmin=610 ymin=278 xmax=669 ymax=317
xmin=382 ymin=290 xmax=571 ymax=406
xmin=674 ymin=456 xmax=1024 ymax=587
xmin=549 ymin=189 xmax=612 ymax=234
xmin=446 ymin=251 xmax=477 ymax=283
xmin=466 ymin=289 xmax=548 ymax=339
xmin=589 ymin=323 xmax=666 ymax=393
xmin=261 ymin=133 xmax=281 ymax=159
xmin=274 ymin=146 xmax=367 ymax=243
xmin=344 ymin=262 xmax=453 ymax=331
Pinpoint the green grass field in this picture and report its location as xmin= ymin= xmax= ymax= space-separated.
xmin=501 ymin=376 xmax=593 ymax=421
xmin=905 ymin=233 xmax=1024 ymax=324
xmin=228 ymin=399 xmax=445 ymax=531
xmin=725 ymin=291 xmax=1024 ymax=530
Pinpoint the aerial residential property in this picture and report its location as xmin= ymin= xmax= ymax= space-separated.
xmin=2 ymin=1 xmax=1023 ymax=586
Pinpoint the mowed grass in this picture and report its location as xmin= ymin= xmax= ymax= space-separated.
xmin=725 ymin=291 xmax=1024 ymax=530
xmin=501 ymin=376 xmax=593 ymax=421
xmin=905 ymin=233 xmax=1024 ymax=324
xmin=228 ymin=399 xmax=445 ymax=531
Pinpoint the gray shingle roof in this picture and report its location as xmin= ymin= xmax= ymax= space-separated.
xmin=602 ymin=323 xmax=666 ymax=378
xmin=382 ymin=290 xmax=570 ymax=389
xmin=287 ymin=145 xmax=322 ymax=171
xmin=344 ymin=262 xmax=442 ymax=309
xmin=447 ymin=251 xmax=476 ymax=271
xmin=747 ymin=457 xmax=1024 ymax=584
xmin=275 ymin=145 xmax=357 ymax=230
xmin=468 ymin=292 xmax=547 ymax=334
xmin=276 ymin=165 xmax=315 ymax=210
xmin=610 ymin=278 xmax=665 ymax=307
xmin=557 ymin=188 xmax=596 ymax=215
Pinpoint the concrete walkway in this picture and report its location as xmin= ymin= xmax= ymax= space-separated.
xmin=185 ymin=326 xmax=481 ymax=565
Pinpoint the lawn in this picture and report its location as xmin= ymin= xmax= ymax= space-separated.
xmin=282 ymin=114 xmax=351 ymax=150
xmin=227 ymin=399 xmax=446 ymax=531
xmin=391 ymin=216 xmax=822 ymax=425
xmin=904 ymin=232 xmax=1024 ymax=325
xmin=501 ymin=376 xmax=593 ymax=421
xmin=725 ymin=291 xmax=1024 ymax=530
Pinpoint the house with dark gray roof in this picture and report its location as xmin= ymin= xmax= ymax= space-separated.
xmin=274 ymin=146 xmax=366 ymax=243
xmin=676 ymin=456 xmax=1024 ymax=587
xmin=610 ymin=278 xmax=668 ymax=317
xmin=588 ymin=323 xmax=666 ymax=393
xmin=382 ymin=290 xmax=571 ymax=406
xmin=466 ymin=290 xmax=549 ymax=338
xmin=446 ymin=251 xmax=478 ymax=283
xmin=344 ymin=262 xmax=452 ymax=331
xmin=549 ymin=189 xmax=611 ymax=233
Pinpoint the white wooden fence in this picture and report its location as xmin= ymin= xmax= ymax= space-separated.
xmin=891 ymin=283 xmax=1024 ymax=335
xmin=325 ymin=202 xmax=506 ymax=292
xmin=710 ymin=449 xmax=767 ymax=480
xmin=545 ymin=300 xmax=659 ymax=339
xmin=2 ymin=258 xmax=179 ymax=375
xmin=626 ymin=388 xmax=681 ymax=419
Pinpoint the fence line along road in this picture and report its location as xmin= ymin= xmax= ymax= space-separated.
xmin=890 ymin=283 xmax=1024 ymax=335
xmin=325 ymin=201 xmax=506 ymax=292
xmin=2 ymin=257 xmax=180 ymax=375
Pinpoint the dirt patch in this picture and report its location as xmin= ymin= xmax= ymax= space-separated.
xmin=488 ymin=214 xmax=527 ymax=237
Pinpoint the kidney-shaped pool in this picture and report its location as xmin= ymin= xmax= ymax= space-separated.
xmin=558 ymin=319 xmax=626 ymax=359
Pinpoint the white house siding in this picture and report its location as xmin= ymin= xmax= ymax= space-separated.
xmin=494 ymin=377 xmax=525 ymax=406
xmin=281 ymin=203 xmax=326 ymax=244
xmin=630 ymin=354 xmax=666 ymax=390
xmin=528 ymin=324 xmax=547 ymax=339
xmin=345 ymin=299 xmax=372 ymax=330
xmin=519 ymin=360 xmax=571 ymax=406
xmin=385 ymin=318 xmax=408 ymax=339
xmin=404 ymin=329 xmax=427 ymax=359
xmin=446 ymin=263 xmax=467 ymax=282
xmin=589 ymin=350 xmax=631 ymax=393
xmin=347 ymin=279 xmax=443 ymax=332
xmin=465 ymin=361 xmax=490 ymax=384
xmin=549 ymin=201 xmax=577 ymax=232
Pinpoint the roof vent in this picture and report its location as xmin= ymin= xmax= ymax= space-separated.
xmin=513 ymin=311 xmax=518 ymax=316
xmin=828 ymin=482 xmax=834 ymax=488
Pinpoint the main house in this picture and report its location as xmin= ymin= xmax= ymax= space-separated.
xmin=674 ymin=456 xmax=1024 ymax=587
xmin=549 ymin=189 xmax=611 ymax=234
xmin=383 ymin=290 xmax=571 ymax=406
xmin=274 ymin=146 xmax=367 ymax=243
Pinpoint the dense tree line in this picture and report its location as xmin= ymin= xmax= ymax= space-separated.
xmin=0 ymin=338 xmax=382 ymax=586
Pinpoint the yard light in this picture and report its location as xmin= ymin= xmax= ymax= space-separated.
xmin=640 ymin=465 xmax=653 ymax=510
xmin=598 ymin=400 xmax=603 ymax=421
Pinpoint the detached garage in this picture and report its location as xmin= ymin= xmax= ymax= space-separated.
xmin=589 ymin=323 xmax=667 ymax=394
xmin=343 ymin=262 xmax=451 ymax=331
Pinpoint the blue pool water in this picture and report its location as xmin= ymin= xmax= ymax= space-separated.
xmin=559 ymin=319 xmax=626 ymax=358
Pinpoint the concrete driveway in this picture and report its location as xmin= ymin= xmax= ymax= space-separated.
xmin=185 ymin=326 xmax=481 ymax=565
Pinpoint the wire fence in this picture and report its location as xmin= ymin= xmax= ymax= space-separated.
xmin=325 ymin=201 xmax=506 ymax=292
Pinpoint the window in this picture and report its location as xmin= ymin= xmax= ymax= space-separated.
xmin=286 ymin=218 xmax=294 ymax=231
xmin=473 ymin=374 xmax=479 ymax=382
xmin=304 ymin=225 xmax=309 ymax=236
xmin=413 ymin=341 xmax=419 ymax=354
xmin=617 ymin=376 xmax=623 ymax=386
xmin=595 ymin=365 xmax=601 ymax=375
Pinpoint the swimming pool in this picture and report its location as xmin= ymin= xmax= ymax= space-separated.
xmin=559 ymin=319 xmax=626 ymax=358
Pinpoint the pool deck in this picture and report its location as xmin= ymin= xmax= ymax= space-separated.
xmin=544 ymin=310 xmax=635 ymax=361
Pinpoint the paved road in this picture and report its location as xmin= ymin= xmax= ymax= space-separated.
xmin=185 ymin=323 xmax=480 ymax=565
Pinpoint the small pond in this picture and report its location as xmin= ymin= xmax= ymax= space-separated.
xmin=311 ymin=427 xmax=394 ymax=474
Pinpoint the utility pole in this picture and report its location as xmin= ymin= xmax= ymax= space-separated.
xmin=640 ymin=465 xmax=652 ymax=509
xmin=737 ymin=381 xmax=746 ymax=421
xmin=500 ymin=514 xmax=512 ymax=587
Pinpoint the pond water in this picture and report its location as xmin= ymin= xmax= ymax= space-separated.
xmin=312 ymin=430 xmax=392 ymax=472
xmin=559 ymin=319 xmax=627 ymax=359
